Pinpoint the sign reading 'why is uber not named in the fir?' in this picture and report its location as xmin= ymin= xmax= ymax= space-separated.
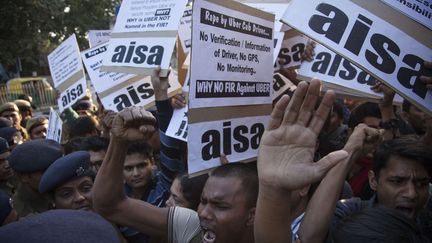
xmin=81 ymin=43 xmax=181 ymax=112
xmin=101 ymin=0 xmax=188 ymax=76
xmin=281 ymin=0 xmax=432 ymax=115
xmin=48 ymin=34 xmax=87 ymax=112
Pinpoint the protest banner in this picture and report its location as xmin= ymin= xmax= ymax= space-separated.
xmin=189 ymin=0 xmax=274 ymax=108
xmin=81 ymin=43 xmax=182 ymax=112
xmin=48 ymin=34 xmax=87 ymax=112
xmin=46 ymin=107 xmax=62 ymax=143
xmin=298 ymin=44 xmax=403 ymax=103
xmin=281 ymin=0 xmax=432 ymax=115
xmin=88 ymin=30 xmax=112 ymax=47
xmin=188 ymin=0 xmax=274 ymax=175
xmin=274 ymin=29 xmax=309 ymax=70
xmin=273 ymin=32 xmax=285 ymax=64
xmin=188 ymin=115 xmax=269 ymax=175
xmin=243 ymin=2 xmax=289 ymax=31
xmin=381 ymin=0 xmax=432 ymax=30
xmin=178 ymin=5 xmax=192 ymax=54
xmin=100 ymin=0 xmax=188 ymax=76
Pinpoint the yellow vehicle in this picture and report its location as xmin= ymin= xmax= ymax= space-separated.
xmin=1 ymin=77 xmax=57 ymax=108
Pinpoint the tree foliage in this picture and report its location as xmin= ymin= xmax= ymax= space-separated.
xmin=0 ymin=0 xmax=120 ymax=75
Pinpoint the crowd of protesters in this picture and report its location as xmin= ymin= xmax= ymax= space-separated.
xmin=0 ymin=37 xmax=431 ymax=243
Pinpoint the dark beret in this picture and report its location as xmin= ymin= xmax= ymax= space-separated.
xmin=0 ymin=209 xmax=120 ymax=243
xmin=0 ymin=127 xmax=19 ymax=142
xmin=39 ymin=151 xmax=92 ymax=193
xmin=0 ymin=190 xmax=13 ymax=225
xmin=0 ymin=117 xmax=13 ymax=128
xmin=0 ymin=137 xmax=9 ymax=154
xmin=9 ymin=139 xmax=62 ymax=173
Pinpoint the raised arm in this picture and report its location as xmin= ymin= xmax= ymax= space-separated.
xmin=255 ymin=79 xmax=349 ymax=243
xmin=92 ymin=106 xmax=169 ymax=236
xmin=298 ymin=124 xmax=382 ymax=243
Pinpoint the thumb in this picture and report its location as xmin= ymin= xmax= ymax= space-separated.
xmin=311 ymin=150 xmax=349 ymax=181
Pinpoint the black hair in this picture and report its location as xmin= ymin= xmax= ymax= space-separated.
xmin=69 ymin=116 xmax=100 ymax=139
xmin=210 ymin=162 xmax=258 ymax=208
xmin=373 ymin=136 xmax=432 ymax=177
xmin=177 ymin=173 xmax=208 ymax=211
xmin=331 ymin=207 xmax=429 ymax=243
xmin=348 ymin=102 xmax=381 ymax=129
xmin=80 ymin=136 xmax=109 ymax=152
xmin=126 ymin=142 xmax=153 ymax=160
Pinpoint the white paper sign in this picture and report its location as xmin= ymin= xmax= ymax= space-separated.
xmin=273 ymin=32 xmax=284 ymax=64
xmin=298 ymin=44 xmax=403 ymax=102
xmin=165 ymin=106 xmax=188 ymax=142
xmin=274 ymin=34 xmax=308 ymax=70
xmin=381 ymin=0 xmax=432 ymax=30
xmin=47 ymin=107 xmax=62 ymax=143
xmin=189 ymin=0 xmax=274 ymax=108
xmin=48 ymin=34 xmax=87 ymax=112
xmin=281 ymin=0 xmax=432 ymax=115
xmin=82 ymin=43 xmax=182 ymax=111
xmin=88 ymin=30 xmax=112 ymax=47
xmin=244 ymin=3 xmax=289 ymax=31
xmin=188 ymin=115 xmax=269 ymax=174
xmin=101 ymin=0 xmax=188 ymax=75
xmin=178 ymin=6 xmax=192 ymax=53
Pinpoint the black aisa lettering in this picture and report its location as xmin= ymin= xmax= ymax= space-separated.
xmin=113 ymin=83 xmax=156 ymax=111
xmin=201 ymin=122 xmax=265 ymax=161
xmin=273 ymin=73 xmax=286 ymax=92
xmin=365 ymin=33 xmax=400 ymax=74
xmin=311 ymin=52 xmax=332 ymax=74
xmin=308 ymin=3 xmax=348 ymax=44
xmin=397 ymin=54 xmax=429 ymax=99
xmin=111 ymin=42 xmax=164 ymax=65
xmin=62 ymin=84 xmax=83 ymax=107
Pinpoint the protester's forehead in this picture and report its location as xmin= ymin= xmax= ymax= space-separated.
xmin=124 ymin=153 xmax=151 ymax=166
xmin=203 ymin=176 xmax=245 ymax=200
xmin=382 ymin=155 xmax=430 ymax=178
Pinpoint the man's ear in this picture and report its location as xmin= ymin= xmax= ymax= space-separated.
xmin=246 ymin=207 xmax=255 ymax=227
xmin=368 ymin=170 xmax=378 ymax=191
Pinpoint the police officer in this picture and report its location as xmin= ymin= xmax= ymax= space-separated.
xmin=25 ymin=116 xmax=48 ymax=140
xmin=0 ymin=102 xmax=28 ymax=140
xmin=0 ymin=138 xmax=14 ymax=196
xmin=8 ymin=139 xmax=62 ymax=217
xmin=39 ymin=151 xmax=95 ymax=210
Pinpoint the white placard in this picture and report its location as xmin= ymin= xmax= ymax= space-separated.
xmin=81 ymin=44 xmax=135 ymax=92
xmin=178 ymin=6 xmax=192 ymax=53
xmin=298 ymin=44 xmax=403 ymax=102
xmin=188 ymin=115 xmax=269 ymax=175
xmin=88 ymin=30 xmax=112 ymax=47
xmin=165 ymin=106 xmax=188 ymax=142
xmin=48 ymin=34 xmax=87 ymax=112
xmin=189 ymin=0 xmax=274 ymax=108
xmin=81 ymin=43 xmax=182 ymax=111
xmin=113 ymin=0 xmax=188 ymax=33
xmin=273 ymin=32 xmax=284 ymax=64
xmin=274 ymin=34 xmax=308 ymax=70
xmin=381 ymin=0 xmax=432 ymax=30
xmin=101 ymin=0 xmax=188 ymax=75
xmin=244 ymin=3 xmax=289 ymax=31
xmin=48 ymin=34 xmax=84 ymax=88
xmin=47 ymin=107 xmax=62 ymax=143
xmin=281 ymin=0 xmax=432 ymax=115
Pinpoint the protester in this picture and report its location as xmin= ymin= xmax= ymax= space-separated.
xmin=165 ymin=172 xmax=208 ymax=211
